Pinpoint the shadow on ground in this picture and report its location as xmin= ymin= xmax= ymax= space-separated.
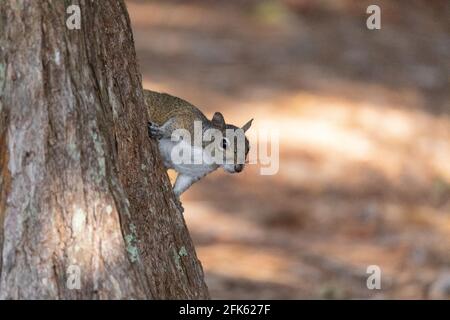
xmin=128 ymin=0 xmax=450 ymax=299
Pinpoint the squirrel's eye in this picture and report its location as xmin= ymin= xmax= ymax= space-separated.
xmin=221 ymin=138 xmax=228 ymax=149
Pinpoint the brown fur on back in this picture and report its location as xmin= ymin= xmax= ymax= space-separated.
xmin=144 ymin=89 xmax=209 ymax=134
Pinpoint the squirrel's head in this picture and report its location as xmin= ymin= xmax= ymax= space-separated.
xmin=211 ymin=112 xmax=253 ymax=174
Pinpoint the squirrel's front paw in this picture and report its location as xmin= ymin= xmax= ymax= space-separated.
xmin=148 ymin=122 xmax=163 ymax=139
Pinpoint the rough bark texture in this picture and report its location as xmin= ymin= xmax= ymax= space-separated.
xmin=0 ymin=0 xmax=209 ymax=299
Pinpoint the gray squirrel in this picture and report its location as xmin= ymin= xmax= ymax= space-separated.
xmin=144 ymin=89 xmax=253 ymax=197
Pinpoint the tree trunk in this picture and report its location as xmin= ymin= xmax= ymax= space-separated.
xmin=0 ymin=0 xmax=209 ymax=299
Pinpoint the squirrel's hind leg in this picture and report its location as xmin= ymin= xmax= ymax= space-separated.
xmin=147 ymin=122 xmax=165 ymax=139
xmin=148 ymin=118 xmax=175 ymax=139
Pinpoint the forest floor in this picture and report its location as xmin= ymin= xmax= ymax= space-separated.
xmin=128 ymin=0 xmax=450 ymax=299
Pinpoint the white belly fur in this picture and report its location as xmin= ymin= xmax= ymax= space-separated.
xmin=158 ymin=139 xmax=218 ymax=178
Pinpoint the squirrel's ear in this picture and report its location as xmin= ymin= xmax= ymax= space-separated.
xmin=242 ymin=118 xmax=253 ymax=132
xmin=212 ymin=112 xmax=225 ymax=128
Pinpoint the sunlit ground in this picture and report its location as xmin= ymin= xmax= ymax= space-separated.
xmin=128 ymin=0 xmax=450 ymax=298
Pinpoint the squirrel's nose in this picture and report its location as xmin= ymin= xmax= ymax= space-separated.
xmin=234 ymin=164 xmax=244 ymax=173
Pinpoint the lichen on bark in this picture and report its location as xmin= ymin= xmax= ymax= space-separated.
xmin=0 ymin=0 xmax=208 ymax=299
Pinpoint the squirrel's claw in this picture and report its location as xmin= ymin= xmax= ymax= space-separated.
xmin=148 ymin=122 xmax=163 ymax=139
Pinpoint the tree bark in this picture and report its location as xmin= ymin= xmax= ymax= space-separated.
xmin=0 ymin=0 xmax=209 ymax=299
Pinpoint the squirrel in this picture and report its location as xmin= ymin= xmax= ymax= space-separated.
xmin=144 ymin=89 xmax=253 ymax=197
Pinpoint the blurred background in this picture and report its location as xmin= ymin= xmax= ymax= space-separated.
xmin=127 ymin=0 xmax=450 ymax=299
